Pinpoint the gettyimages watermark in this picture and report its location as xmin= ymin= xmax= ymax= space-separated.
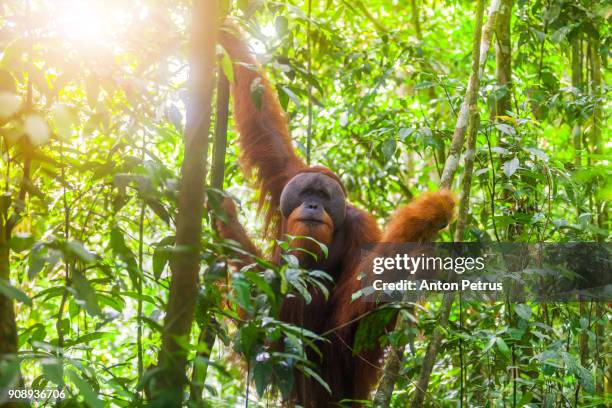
xmin=357 ymin=242 xmax=611 ymax=302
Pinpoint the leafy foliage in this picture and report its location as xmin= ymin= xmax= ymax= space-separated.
xmin=0 ymin=0 xmax=609 ymax=406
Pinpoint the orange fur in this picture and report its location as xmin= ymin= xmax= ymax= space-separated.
xmin=219 ymin=28 xmax=306 ymax=233
xmin=215 ymin=197 xmax=261 ymax=268
xmin=332 ymin=191 xmax=456 ymax=326
xmin=217 ymin=28 xmax=457 ymax=407
xmin=383 ymin=190 xmax=456 ymax=243
xmin=286 ymin=206 xmax=334 ymax=263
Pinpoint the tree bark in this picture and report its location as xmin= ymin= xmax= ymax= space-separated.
xmin=571 ymin=35 xmax=583 ymax=167
xmin=589 ymin=41 xmax=602 ymax=158
xmin=0 ymin=180 xmax=28 ymax=408
xmin=0 ymin=230 xmax=22 ymax=408
xmin=154 ymin=0 xmax=218 ymax=404
xmin=454 ymin=109 xmax=480 ymax=241
xmin=439 ymin=0 xmax=499 ymax=190
xmin=0 ymin=238 xmax=16 ymax=358
xmin=0 ymin=65 xmax=34 ymax=408
xmin=189 ymin=70 xmax=230 ymax=404
xmin=494 ymin=0 xmax=512 ymax=118
xmin=372 ymin=340 xmax=403 ymax=407
xmin=375 ymin=1 xmax=497 ymax=405
xmin=575 ymin=31 xmax=588 ymax=382
xmin=588 ymin=36 xmax=607 ymax=397
xmin=411 ymin=1 xmax=499 ymax=406
xmin=210 ymin=73 xmax=230 ymax=191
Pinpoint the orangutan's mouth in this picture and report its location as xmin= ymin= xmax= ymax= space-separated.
xmin=298 ymin=218 xmax=324 ymax=224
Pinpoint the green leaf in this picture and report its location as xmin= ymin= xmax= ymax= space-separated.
xmin=244 ymin=271 xmax=275 ymax=304
xmin=398 ymin=127 xmax=413 ymax=140
xmin=551 ymin=26 xmax=571 ymax=43
xmin=524 ymin=147 xmax=549 ymax=162
xmin=0 ymin=279 xmax=32 ymax=306
xmin=495 ymin=123 xmax=516 ymax=136
xmin=220 ymin=49 xmax=234 ymax=83
xmin=253 ymin=355 xmax=272 ymax=397
xmin=414 ymin=81 xmax=435 ymax=90
xmin=275 ymin=362 xmax=294 ymax=400
xmin=67 ymin=370 xmax=103 ymax=408
xmin=503 ymin=157 xmax=519 ymax=177
xmin=152 ymin=246 xmax=170 ymax=279
xmin=232 ymin=278 xmax=253 ymax=315
xmin=145 ymin=198 xmax=170 ymax=225
xmin=93 ymin=161 xmax=116 ymax=179
xmin=250 ymin=77 xmax=264 ymax=111
xmin=109 ymin=227 xmax=139 ymax=286
xmin=518 ymin=392 xmax=534 ymax=406
xmin=71 ymin=271 xmax=102 ymax=317
xmin=42 ymin=359 xmax=64 ymax=387
xmin=52 ymin=104 xmax=74 ymax=140
xmin=575 ymin=365 xmax=595 ymax=394
xmin=152 ymin=236 xmax=174 ymax=279
xmin=541 ymin=71 xmax=559 ymax=91
xmin=281 ymin=86 xmax=301 ymax=107
xmin=237 ymin=0 xmax=249 ymax=14
xmin=381 ymin=138 xmax=396 ymax=159
xmin=275 ymin=16 xmax=289 ymax=36
xmin=9 ymin=236 xmax=35 ymax=253
xmin=514 ymin=304 xmax=532 ymax=321
xmin=64 ymin=241 xmax=96 ymax=263
xmin=68 ymin=332 xmax=111 ymax=347
xmin=354 ymin=309 xmax=395 ymax=353
xmin=284 ymin=268 xmax=311 ymax=304
xmin=301 ymin=366 xmax=331 ymax=394
xmin=235 ymin=322 xmax=258 ymax=359
xmin=496 ymin=337 xmax=511 ymax=359
xmin=490 ymin=146 xmax=509 ymax=155
xmin=562 ymin=352 xmax=595 ymax=394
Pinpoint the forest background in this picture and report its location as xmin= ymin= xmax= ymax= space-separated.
xmin=0 ymin=0 xmax=610 ymax=406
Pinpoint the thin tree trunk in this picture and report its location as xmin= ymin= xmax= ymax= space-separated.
xmin=0 ymin=171 xmax=29 ymax=408
xmin=0 ymin=234 xmax=15 ymax=354
xmin=411 ymin=1 xmax=500 ymax=406
xmin=374 ymin=2 xmax=498 ymax=406
xmin=189 ymin=324 xmax=218 ymax=405
xmin=588 ymin=36 xmax=607 ymax=397
xmin=189 ymin=71 xmax=230 ymax=405
xmin=571 ymin=36 xmax=583 ymax=91
xmin=589 ymin=42 xmax=602 ymax=159
xmin=454 ymin=110 xmax=480 ymax=240
xmin=494 ymin=0 xmax=512 ymax=118
xmin=571 ymin=35 xmax=583 ymax=167
xmin=154 ymin=1 xmax=218 ymax=404
xmin=440 ymin=0 xmax=499 ymax=190
xmin=576 ymin=34 xmax=588 ymax=380
xmin=0 ymin=178 xmax=22 ymax=408
xmin=306 ymin=0 xmax=314 ymax=165
xmin=410 ymin=0 xmax=421 ymax=40
xmin=137 ymin=131 xmax=146 ymax=396
xmin=210 ymin=73 xmax=230 ymax=192
xmin=372 ymin=341 xmax=403 ymax=407
xmin=0 ymin=44 xmax=35 ymax=407
xmin=409 ymin=294 xmax=456 ymax=408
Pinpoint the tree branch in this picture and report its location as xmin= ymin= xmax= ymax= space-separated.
xmin=153 ymin=0 xmax=218 ymax=403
